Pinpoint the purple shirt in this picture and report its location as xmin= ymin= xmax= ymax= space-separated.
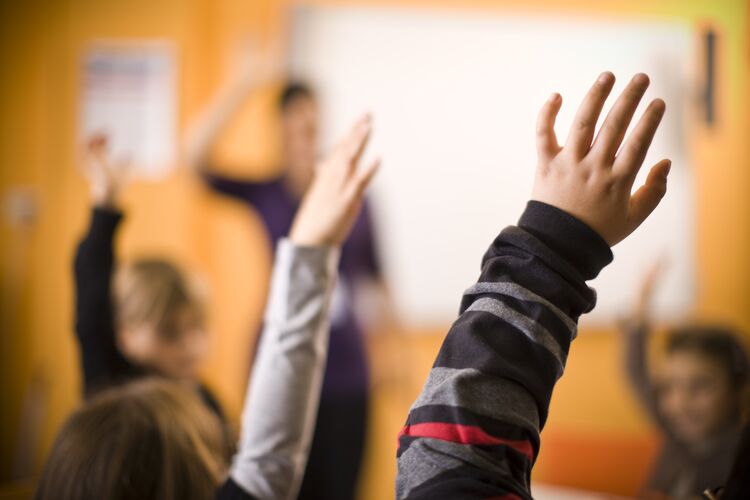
xmin=203 ymin=172 xmax=380 ymax=396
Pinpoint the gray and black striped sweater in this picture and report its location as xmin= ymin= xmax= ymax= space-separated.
xmin=397 ymin=201 xmax=613 ymax=500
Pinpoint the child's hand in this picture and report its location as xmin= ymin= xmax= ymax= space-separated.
xmin=531 ymin=72 xmax=671 ymax=246
xmin=290 ymin=114 xmax=380 ymax=247
xmin=84 ymin=133 xmax=130 ymax=208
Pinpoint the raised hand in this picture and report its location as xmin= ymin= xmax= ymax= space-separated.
xmin=84 ymin=133 xmax=130 ymax=208
xmin=532 ymin=72 xmax=671 ymax=246
xmin=633 ymin=255 xmax=669 ymax=323
xmin=289 ymin=114 xmax=380 ymax=247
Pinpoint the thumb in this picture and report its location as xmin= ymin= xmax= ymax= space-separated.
xmin=627 ymin=159 xmax=671 ymax=234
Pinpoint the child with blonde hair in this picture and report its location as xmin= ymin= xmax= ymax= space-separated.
xmin=74 ymin=134 xmax=222 ymax=415
xmin=40 ymin=115 xmax=380 ymax=500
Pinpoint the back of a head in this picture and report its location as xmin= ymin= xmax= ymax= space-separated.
xmin=114 ymin=258 xmax=205 ymax=338
xmin=35 ymin=379 xmax=228 ymax=500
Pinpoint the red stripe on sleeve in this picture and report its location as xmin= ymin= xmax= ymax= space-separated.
xmin=398 ymin=422 xmax=533 ymax=461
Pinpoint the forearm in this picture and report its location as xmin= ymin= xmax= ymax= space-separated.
xmin=229 ymin=239 xmax=339 ymax=500
xmin=73 ymin=207 xmax=125 ymax=391
xmin=623 ymin=321 xmax=664 ymax=425
xmin=396 ymin=202 xmax=612 ymax=499
xmin=74 ymin=208 xmax=121 ymax=329
xmin=184 ymin=76 xmax=254 ymax=170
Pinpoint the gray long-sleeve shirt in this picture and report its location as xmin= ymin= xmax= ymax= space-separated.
xmin=75 ymin=208 xmax=338 ymax=500
xmin=219 ymin=239 xmax=339 ymax=500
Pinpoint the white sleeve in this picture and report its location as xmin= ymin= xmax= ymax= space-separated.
xmin=228 ymin=238 xmax=339 ymax=500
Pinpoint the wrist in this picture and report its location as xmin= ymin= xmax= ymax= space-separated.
xmin=288 ymin=230 xmax=335 ymax=248
xmin=518 ymin=201 xmax=613 ymax=281
xmin=289 ymin=216 xmax=343 ymax=248
xmin=90 ymin=205 xmax=124 ymax=234
xmin=277 ymin=238 xmax=340 ymax=276
xmin=92 ymin=188 xmax=120 ymax=210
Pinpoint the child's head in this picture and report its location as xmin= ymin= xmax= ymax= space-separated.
xmin=656 ymin=325 xmax=748 ymax=445
xmin=114 ymin=259 xmax=208 ymax=380
xmin=35 ymin=379 xmax=228 ymax=500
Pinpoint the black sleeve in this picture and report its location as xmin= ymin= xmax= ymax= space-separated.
xmin=721 ymin=420 xmax=750 ymax=500
xmin=216 ymin=478 xmax=260 ymax=500
xmin=73 ymin=207 xmax=135 ymax=395
xmin=396 ymin=201 xmax=613 ymax=499
xmin=201 ymin=169 xmax=264 ymax=203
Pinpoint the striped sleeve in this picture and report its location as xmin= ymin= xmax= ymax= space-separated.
xmin=396 ymin=201 xmax=613 ymax=500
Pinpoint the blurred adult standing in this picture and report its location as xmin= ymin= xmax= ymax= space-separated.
xmin=185 ymin=46 xmax=387 ymax=500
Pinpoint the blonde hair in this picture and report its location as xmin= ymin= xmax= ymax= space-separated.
xmin=35 ymin=379 xmax=229 ymax=500
xmin=114 ymin=259 xmax=205 ymax=339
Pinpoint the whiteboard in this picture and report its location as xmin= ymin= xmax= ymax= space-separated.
xmin=289 ymin=5 xmax=696 ymax=327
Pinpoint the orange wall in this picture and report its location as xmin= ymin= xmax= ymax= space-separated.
xmin=0 ymin=0 xmax=748 ymax=498
xmin=0 ymin=0 xmax=282 ymax=486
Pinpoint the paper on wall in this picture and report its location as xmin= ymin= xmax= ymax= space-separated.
xmin=80 ymin=42 xmax=178 ymax=178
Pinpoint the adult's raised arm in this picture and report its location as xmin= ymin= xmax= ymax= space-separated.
xmin=184 ymin=44 xmax=280 ymax=171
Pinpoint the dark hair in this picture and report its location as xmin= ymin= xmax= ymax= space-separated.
xmin=278 ymin=81 xmax=314 ymax=112
xmin=35 ymin=379 xmax=229 ymax=500
xmin=666 ymin=325 xmax=749 ymax=389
